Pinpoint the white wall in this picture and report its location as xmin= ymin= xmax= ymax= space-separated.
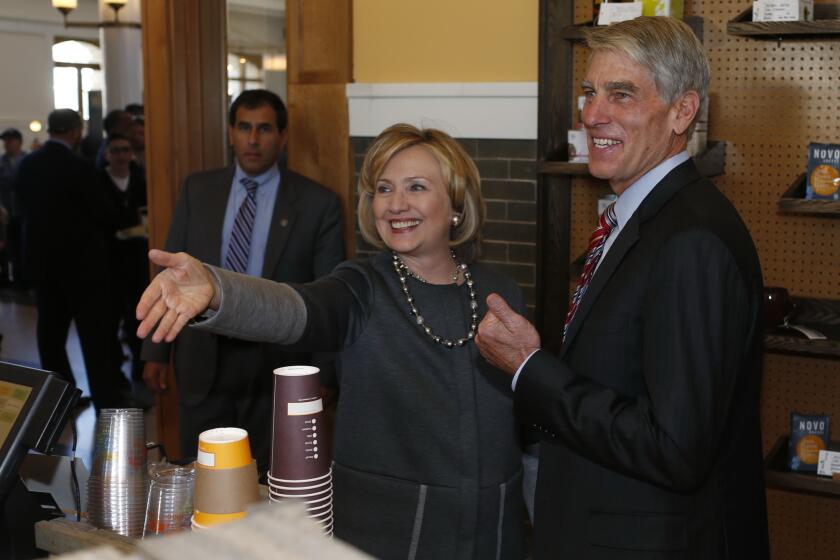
xmin=0 ymin=0 xmax=98 ymax=153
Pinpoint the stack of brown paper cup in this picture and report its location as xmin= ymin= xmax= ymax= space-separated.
xmin=191 ymin=427 xmax=260 ymax=530
xmin=267 ymin=366 xmax=332 ymax=536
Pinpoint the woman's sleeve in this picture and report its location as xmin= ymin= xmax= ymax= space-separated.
xmin=191 ymin=265 xmax=308 ymax=343
xmin=192 ymin=262 xmax=372 ymax=352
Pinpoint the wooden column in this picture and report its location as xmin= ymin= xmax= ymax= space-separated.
xmin=141 ymin=0 xmax=227 ymax=458
xmin=286 ymin=0 xmax=354 ymax=257
xmin=535 ymin=0 xmax=573 ymax=355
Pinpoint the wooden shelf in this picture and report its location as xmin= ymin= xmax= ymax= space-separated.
xmin=561 ymin=16 xmax=704 ymax=42
xmin=778 ymin=174 xmax=840 ymax=216
xmin=538 ymin=140 xmax=726 ymax=178
xmin=765 ymin=435 xmax=840 ymax=498
xmin=764 ymin=297 xmax=840 ymax=359
xmin=728 ymin=5 xmax=840 ymax=39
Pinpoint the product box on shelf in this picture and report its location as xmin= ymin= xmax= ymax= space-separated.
xmin=752 ymin=0 xmax=814 ymax=22
xmin=806 ymin=142 xmax=840 ymax=200
xmin=641 ymin=0 xmax=684 ymax=18
xmin=789 ymin=412 xmax=830 ymax=472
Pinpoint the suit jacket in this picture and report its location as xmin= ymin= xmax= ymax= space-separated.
xmin=101 ymin=162 xmax=147 ymax=232
xmin=15 ymin=141 xmax=117 ymax=284
xmin=518 ymin=160 xmax=769 ymax=559
xmin=143 ymin=165 xmax=344 ymax=405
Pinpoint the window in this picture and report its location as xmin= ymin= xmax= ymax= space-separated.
xmin=227 ymin=53 xmax=264 ymax=101
xmin=52 ymin=40 xmax=103 ymax=120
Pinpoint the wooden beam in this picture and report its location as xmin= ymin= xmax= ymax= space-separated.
xmin=141 ymin=0 xmax=227 ymax=459
xmin=286 ymin=0 xmax=354 ymax=257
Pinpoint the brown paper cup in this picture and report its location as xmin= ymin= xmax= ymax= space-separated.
xmin=271 ymin=366 xmax=330 ymax=480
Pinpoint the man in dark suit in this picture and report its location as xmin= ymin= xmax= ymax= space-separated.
xmin=142 ymin=90 xmax=344 ymax=474
xmin=475 ymin=17 xmax=769 ymax=559
xmin=16 ymin=109 xmax=129 ymax=410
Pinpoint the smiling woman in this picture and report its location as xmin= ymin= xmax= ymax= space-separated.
xmin=135 ymin=123 xmax=535 ymax=559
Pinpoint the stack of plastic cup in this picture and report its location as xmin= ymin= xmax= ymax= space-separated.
xmin=142 ymin=462 xmax=196 ymax=538
xmin=192 ymin=427 xmax=260 ymax=530
xmin=268 ymin=366 xmax=332 ymax=536
xmin=87 ymin=408 xmax=148 ymax=538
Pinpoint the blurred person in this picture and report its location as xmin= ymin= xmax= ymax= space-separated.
xmin=141 ymin=89 xmax=344 ymax=475
xmin=15 ymin=109 xmax=130 ymax=410
xmin=95 ymin=109 xmax=133 ymax=169
xmin=124 ymin=103 xmax=144 ymax=117
xmin=474 ymin=17 xmax=768 ymax=559
xmin=0 ymin=128 xmax=26 ymax=286
xmin=128 ymin=116 xmax=145 ymax=169
xmin=136 ymin=124 xmax=534 ymax=559
xmin=101 ymin=133 xmax=148 ymax=382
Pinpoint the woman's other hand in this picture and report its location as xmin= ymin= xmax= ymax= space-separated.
xmin=136 ymin=249 xmax=219 ymax=343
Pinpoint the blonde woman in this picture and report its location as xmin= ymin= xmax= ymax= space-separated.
xmin=138 ymin=124 xmax=533 ymax=559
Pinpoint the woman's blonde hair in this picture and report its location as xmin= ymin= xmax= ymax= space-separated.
xmin=357 ymin=124 xmax=485 ymax=261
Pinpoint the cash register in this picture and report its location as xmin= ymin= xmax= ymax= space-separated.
xmin=0 ymin=362 xmax=80 ymax=558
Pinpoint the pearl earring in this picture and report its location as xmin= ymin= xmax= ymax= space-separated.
xmin=451 ymin=215 xmax=461 ymax=227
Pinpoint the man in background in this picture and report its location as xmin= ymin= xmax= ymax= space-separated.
xmin=16 ymin=109 xmax=130 ymax=410
xmin=0 ymin=128 xmax=26 ymax=287
xmin=142 ymin=90 xmax=344 ymax=474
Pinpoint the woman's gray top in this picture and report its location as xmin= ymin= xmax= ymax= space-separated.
xmin=199 ymin=251 xmax=529 ymax=559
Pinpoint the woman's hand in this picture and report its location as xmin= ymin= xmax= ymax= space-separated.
xmin=136 ymin=249 xmax=219 ymax=343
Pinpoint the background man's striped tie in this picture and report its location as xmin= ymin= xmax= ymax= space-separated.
xmin=224 ymin=177 xmax=259 ymax=273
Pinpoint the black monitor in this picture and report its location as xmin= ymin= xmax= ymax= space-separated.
xmin=0 ymin=362 xmax=79 ymax=502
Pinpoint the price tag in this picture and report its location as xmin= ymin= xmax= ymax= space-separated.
xmin=598 ymin=2 xmax=643 ymax=25
xmin=817 ymin=450 xmax=840 ymax=477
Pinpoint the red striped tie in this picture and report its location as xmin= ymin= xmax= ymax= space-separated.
xmin=563 ymin=202 xmax=617 ymax=341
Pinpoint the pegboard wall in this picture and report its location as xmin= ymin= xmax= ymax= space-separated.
xmin=565 ymin=1 xmax=840 ymax=557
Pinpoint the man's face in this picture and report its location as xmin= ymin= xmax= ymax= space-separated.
xmin=2 ymin=138 xmax=21 ymax=156
xmin=228 ymin=104 xmax=287 ymax=176
xmin=581 ymin=50 xmax=689 ymax=196
xmin=105 ymin=138 xmax=133 ymax=171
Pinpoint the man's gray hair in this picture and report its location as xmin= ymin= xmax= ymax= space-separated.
xmin=586 ymin=17 xmax=709 ymax=132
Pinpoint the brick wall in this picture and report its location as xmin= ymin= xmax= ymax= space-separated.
xmin=350 ymin=136 xmax=538 ymax=314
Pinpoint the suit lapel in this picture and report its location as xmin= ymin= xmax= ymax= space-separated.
xmin=261 ymin=169 xmax=298 ymax=278
xmin=560 ymin=160 xmax=703 ymax=357
xmin=205 ymin=168 xmax=235 ymax=267
xmin=561 ymin=214 xmax=640 ymax=357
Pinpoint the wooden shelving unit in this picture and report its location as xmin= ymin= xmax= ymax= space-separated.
xmin=537 ymin=140 xmax=727 ymax=178
xmin=728 ymin=5 xmax=840 ymax=39
xmin=765 ymin=435 xmax=840 ymax=498
xmin=561 ymin=15 xmax=704 ymax=42
xmin=778 ymin=174 xmax=840 ymax=217
xmin=764 ymin=297 xmax=840 ymax=359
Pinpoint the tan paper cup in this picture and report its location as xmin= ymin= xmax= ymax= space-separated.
xmin=197 ymin=428 xmax=252 ymax=470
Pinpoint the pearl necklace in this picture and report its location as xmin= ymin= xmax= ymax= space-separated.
xmin=392 ymin=251 xmax=478 ymax=348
